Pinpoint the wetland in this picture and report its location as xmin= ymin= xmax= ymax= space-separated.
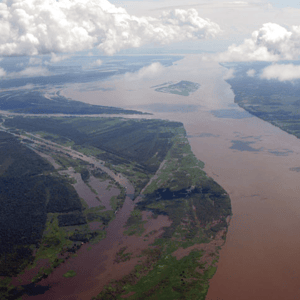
xmin=2 ymin=54 xmax=300 ymax=300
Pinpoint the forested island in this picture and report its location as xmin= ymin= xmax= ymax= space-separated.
xmin=152 ymin=81 xmax=200 ymax=96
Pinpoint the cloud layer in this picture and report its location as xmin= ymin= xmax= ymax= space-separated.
xmin=124 ymin=62 xmax=165 ymax=80
xmin=0 ymin=0 xmax=221 ymax=56
xmin=260 ymin=64 xmax=300 ymax=81
xmin=218 ymin=23 xmax=300 ymax=61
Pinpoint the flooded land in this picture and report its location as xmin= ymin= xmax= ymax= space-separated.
xmin=1 ymin=54 xmax=300 ymax=299
xmin=1 ymin=110 xmax=230 ymax=299
xmin=63 ymin=55 xmax=300 ymax=299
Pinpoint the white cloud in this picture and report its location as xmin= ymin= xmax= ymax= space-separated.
xmin=90 ymin=59 xmax=103 ymax=67
xmin=29 ymin=57 xmax=43 ymax=65
xmin=246 ymin=69 xmax=256 ymax=77
xmin=124 ymin=62 xmax=165 ymax=80
xmin=0 ymin=67 xmax=6 ymax=77
xmin=223 ymin=68 xmax=235 ymax=79
xmin=49 ymin=53 xmax=71 ymax=63
xmin=0 ymin=0 xmax=221 ymax=56
xmin=6 ymin=66 xmax=52 ymax=78
xmin=260 ymin=63 xmax=300 ymax=81
xmin=82 ymin=58 xmax=103 ymax=70
xmin=217 ymin=23 xmax=300 ymax=61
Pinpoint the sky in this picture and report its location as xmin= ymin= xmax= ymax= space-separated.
xmin=1 ymin=0 xmax=300 ymax=80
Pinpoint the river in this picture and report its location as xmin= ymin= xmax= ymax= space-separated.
xmin=61 ymin=55 xmax=300 ymax=299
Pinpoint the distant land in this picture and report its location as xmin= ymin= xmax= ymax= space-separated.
xmin=222 ymin=62 xmax=300 ymax=139
xmin=0 ymin=90 xmax=145 ymax=115
xmin=152 ymin=81 xmax=200 ymax=96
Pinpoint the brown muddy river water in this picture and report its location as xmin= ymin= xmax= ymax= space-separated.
xmin=28 ymin=55 xmax=300 ymax=299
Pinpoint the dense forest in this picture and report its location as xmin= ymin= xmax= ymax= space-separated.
xmin=0 ymin=131 xmax=83 ymax=276
xmin=5 ymin=116 xmax=181 ymax=175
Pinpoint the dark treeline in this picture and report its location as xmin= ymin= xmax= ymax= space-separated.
xmin=5 ymin=117 xmax=181 ymax=174
xmin=0 ymin=132 xmax=83 ymax=276
xmin=57 ymin=212 xmax=87 ymax=227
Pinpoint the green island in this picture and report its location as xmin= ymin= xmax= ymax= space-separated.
xmin=152 ymin=81 xmax=200 ymax=96
xmin=0 ymin=114 xmax=231 ymax=300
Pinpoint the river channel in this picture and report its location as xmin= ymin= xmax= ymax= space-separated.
xmin=61 ymin=55 xmax=300 ymax=299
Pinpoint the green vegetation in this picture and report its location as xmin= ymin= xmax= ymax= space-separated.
xmin=124 ymin=210 xmax=147 ymax=236
xmin=34 ymin=214 xmax=72 ymax=263
xmin=93 ymin=248 xmax=216 ymax=300
xmin=72 ymin=145 xmax=105 ymax=157
xmin=1 ymin=115 xmax=232 ymax=300
xmin=139 ymin=128 xmax=231 ymax=241
xmin=114 ymin=247 xmax=133 ymax=264
xmin=0 ymin=131 xmax=64 ymax=276
xmin=153 ymin=81 xmax=200 ymax=96
xmin=0 ymin=131 xmax=107 ymax=299
xmin=5 ymin=116 xmax=182 ymax=196
xmin=91 ymin=168 xmax=111 ymax=181
xmin=222 ymin=62 xmax=300 ymax=139
xmin=93 ymin=124 xmax=231 ymax=300
xmin=0 ymin=90 xmax=145 ymax=115
xmin=37 ymin=132 xmax=75 ymax=147
xmin=63 ymin=270 xmax=77 ymax=278
xmin=84 ymin=206 xmax=115 ymax=226
xmin=0 ymin=277 xmax=15 ymax=300
xmin=49 ymin=152 xmax=90 ymax=172
xmin=144 ymin=128 xmax=205 ymax=194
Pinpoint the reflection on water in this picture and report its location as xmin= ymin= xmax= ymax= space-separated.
xmin=230 ymin=140 xmax=262 ymax=152
xmin=211 ymin=109 xmax=253 ymax=119
xmin=268 ymin=149 xmax=293 ymax=156
xmin=187 ymin=132 xmax=220 ymax=138
xmin=136 ymin=103 xmax=199 ymax=113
